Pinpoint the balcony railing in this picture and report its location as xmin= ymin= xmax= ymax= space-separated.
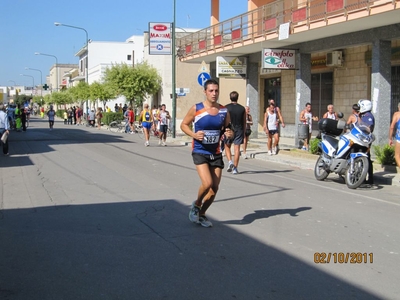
xmin=177 ymin=0 xmax=398 ymax=58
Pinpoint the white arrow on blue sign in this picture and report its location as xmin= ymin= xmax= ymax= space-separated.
xmin=197 ymin=72 xmax=211 ymax=86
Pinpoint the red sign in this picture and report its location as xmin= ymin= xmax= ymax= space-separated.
xmin=153 ymin=24 xmax=167 ymax=31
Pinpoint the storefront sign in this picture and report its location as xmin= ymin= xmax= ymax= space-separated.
xmin=216 ymin=56 xmax=247 ymax=78
xmin=262 ymin=48 xmax=296 ymax=69
xmin=149 ymin=22 xmax=171 ymax=55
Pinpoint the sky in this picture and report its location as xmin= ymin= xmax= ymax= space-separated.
xmin=0 ymin=0 xmax=247 ymax=87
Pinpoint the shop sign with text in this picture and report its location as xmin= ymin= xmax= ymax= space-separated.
xmin=262 ymin=49 xmax=296 ymax=69
xmin=149 ymin=22 xmax=171 ymax=55
xmin=216 ymin=56 xmax=247 ymax=78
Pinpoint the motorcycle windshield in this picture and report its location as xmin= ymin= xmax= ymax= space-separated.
xmin=351 ymin=119 xmax=373 ymax=143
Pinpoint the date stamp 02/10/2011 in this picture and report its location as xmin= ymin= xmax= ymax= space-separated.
xmin=314 ymin=252 xmax=374 ymax=264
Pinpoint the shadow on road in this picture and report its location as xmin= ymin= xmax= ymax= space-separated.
xmin=0 ymin=200 xmax=382 ymax=299
xmin=222 ymin=207 xmax=312 ymax=224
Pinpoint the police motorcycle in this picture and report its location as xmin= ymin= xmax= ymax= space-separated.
xmin=314 ymin=112 xmax=375 ymax=189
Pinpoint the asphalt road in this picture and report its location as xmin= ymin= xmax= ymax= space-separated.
xmin=1 ymin=117 xmax=399 ymax=300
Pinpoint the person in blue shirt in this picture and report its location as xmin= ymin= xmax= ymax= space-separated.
xmin=180 ymin=79 xmax=233 ymax=228
xmin=358 ymin=99 xmax=375 ymax=185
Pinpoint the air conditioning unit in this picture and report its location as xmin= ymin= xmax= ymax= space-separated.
xmin=326 ymin=51 xmax=343 ymax=67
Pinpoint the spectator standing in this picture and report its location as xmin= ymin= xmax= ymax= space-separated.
xmin=180 ymin=79 xmax=233 ymax=228
xmin=225 ymin=91 xmax=246 ymax=175
xmin=123 ymin=107 xmax=130 ymax=133
xmin=158 ymin=104 xmax=170 ymax=146
xmin=0 ymin=104 xmax=10 ymax=155
xmin=358 ymin=99 xmax=375 ymax=185
xmin=72 ymin=106 xmax=77 ymax=125
xmin=67 ymin=108 xmax=73 ymax=125
xmin=127 ymin=106 xmax=135 ymax=134
xmin=346 ymin=103 xmax=360 ymax=128
xmin=15 ymin=104 xmax=22 ymax=132
xmin=323 ymin=104 xmax=338 ymax=120
xmin=241 ymin=106 xmax=253 ymax=159
xmin=152 ymin=105 xmax=159 ymax=132
xmin=299 ymin=102 xmax=319 ymax=151
xmin=96 ymin=108 xmax=103 ymax=129
xmin=47 ymin=105 xmax=56 ymax=130
xmin=389 ymin=102 xmax=400 ymax=169
xmin=63 ymin=110 xmax=68 ymax=125
xmin=76 ymin=107 xmax=83 ymax=125
xmin=21 ymin=107 xmax=27 ymax=132
xmin=88 ymin=109 xmax=95 ymax=127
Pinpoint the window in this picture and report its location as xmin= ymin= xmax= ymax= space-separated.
xmin=311 ymin=72 xmax=333 ymax=119
xmin=127 ymin=55 xmax=132 ymax=61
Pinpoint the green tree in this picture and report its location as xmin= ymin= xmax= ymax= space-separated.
xmin=68 ymin=81 xmax=90 ymax=107
xmin=43 ymin=94 xmax=52 ymax=105
xmin=14 ymin=95 xmax=31 ymax=106
xmin=51 ymin=91 xmax=73 ymax=108
xmin=104 ymin=62 xmax=161 ymax=107
xmin=90 ymin=82 xmax=114 ymax=110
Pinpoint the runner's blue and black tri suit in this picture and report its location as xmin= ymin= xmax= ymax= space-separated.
xmin=191 ymin=102 xmax=228 ymax=167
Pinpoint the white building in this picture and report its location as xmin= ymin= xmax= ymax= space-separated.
xmin=74 ymin=35 xmax=144 ymax=85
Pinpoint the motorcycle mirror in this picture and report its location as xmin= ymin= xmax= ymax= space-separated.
xmin=337 ymin=112 xmax=344 ymax=119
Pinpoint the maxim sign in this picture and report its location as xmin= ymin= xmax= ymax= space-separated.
xmin=262 ymin=49 xmax=296 ymax=69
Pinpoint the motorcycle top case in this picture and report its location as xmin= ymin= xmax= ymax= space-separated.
xmin=318 ymin=118 xmax=343 ymax=136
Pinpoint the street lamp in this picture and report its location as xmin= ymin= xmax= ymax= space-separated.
xmin=8 ymin=80 xmax=16 ymax=86
xmin=171 ymin=0 xmax=176 ymax=138
xmin=20 ymin=74 xmax=35 ymax=95
xmin=55 ymin=22 xmax=89 ymax=114
xmin=25 ymin=67 xmax=43 ymax=101
xmin=35 ymin=52 xmax=58 ymax=92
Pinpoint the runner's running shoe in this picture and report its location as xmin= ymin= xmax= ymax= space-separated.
xmin=189 ymin=201 xmax=201 ymax=223
xmin=198 ymin=215 xmax=213 ymax=228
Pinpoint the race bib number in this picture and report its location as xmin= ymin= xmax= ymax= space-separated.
xmin=202 ymin=130 xmax=220 ymax=145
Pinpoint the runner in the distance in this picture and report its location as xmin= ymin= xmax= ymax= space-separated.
xmin=180 ymin=79 xmax=233 ymax=228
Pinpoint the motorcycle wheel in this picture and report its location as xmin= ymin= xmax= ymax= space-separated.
xmin=314 ymin=156 xmax=329 ymax=181
xmin=345 ymin=156 xmax=368 ymax=189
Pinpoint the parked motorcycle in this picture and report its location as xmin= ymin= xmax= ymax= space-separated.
xmin=314 ymin=115 xmax=375 ymax=189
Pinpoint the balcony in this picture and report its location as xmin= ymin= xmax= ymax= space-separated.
xmin=177 ymin=0 xmax=399 ymax=63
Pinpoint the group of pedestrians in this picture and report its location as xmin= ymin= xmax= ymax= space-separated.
xmin=138 ymin=103 xmax=171 ymax=147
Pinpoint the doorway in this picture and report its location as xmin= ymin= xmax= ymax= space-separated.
xmin=264 ymin=77 xmax=281 ymax=113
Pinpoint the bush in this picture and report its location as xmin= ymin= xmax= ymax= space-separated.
xmin=310 ymin=138 xmax=321 ymax=154
xmin=103 ymin=112 xmax=124 ymax=125
xmin=56 ymin=109 xmax=66 ymax=118
xmin=373 ymin=144 xmax=396 ymax=165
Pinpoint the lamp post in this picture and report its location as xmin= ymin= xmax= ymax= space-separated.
xmin=8 ymin=80 xmax=16 ymax=86
xmin=25 ymin=67 xmax=43 ymax=101
xmin=55 ymin=22 xmax=89 ymax=114
xmin=171 ymin=0 xmax=176 ymax=138
xmin=20 ymin=74 xmax=35 ymax=95
xmin=35 ymin=52 xmax=58 ymax=92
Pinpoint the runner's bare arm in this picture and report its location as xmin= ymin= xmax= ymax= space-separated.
xmin=181 ymin=105 xmax=204 ymax=141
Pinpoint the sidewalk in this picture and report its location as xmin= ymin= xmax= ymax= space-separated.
xmin=171 ymin=133 xmax=400 ymax=187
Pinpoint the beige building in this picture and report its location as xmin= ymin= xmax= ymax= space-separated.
xmin=177 ymin=0 xmax=400 ymax=146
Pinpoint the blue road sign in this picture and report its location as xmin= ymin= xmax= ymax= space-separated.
xmin=197 ymin=72 xmax=211 ymax=86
